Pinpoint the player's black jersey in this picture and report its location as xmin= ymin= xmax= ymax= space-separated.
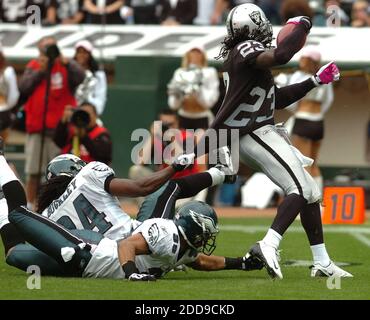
xmin=211 ymin=40 xmax=275 ymax=137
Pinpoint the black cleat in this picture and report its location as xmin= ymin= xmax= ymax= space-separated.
xmin=242 ymin=252 xmax=264 ymax=271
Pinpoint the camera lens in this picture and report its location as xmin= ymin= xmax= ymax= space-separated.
xmin=71 ymin=109 xmax=90 ymax=128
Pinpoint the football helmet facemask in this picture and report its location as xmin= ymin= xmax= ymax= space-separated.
xmin=46 ymin=154 xmax=86 ymax=181
xmin=174 ymin=201 xmax=219 ymax=255
xmin=226 ymin=3 xmax=273 ymax=47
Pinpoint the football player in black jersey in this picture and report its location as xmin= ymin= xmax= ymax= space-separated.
xmin=207 ymin=3 xmax=352 ymax=279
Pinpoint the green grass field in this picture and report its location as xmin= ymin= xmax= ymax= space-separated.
xmin=1 ymin=217 xmax=369 ymax=300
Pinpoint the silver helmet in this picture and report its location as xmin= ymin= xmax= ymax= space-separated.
xmin=226 ymin=3 xmax=273 ymax=46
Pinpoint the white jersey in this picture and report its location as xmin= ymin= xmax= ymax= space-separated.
xmin=83 ymin=218 xmax=198 ymax=279
xmin=42 ymin=161 xmax=134 ymax=241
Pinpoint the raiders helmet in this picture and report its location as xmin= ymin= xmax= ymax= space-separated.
xmin=174 ymin=201 xmax=219 ymax=255
xmin=46 ymin=154 xmax=86 ymax=181
xmin=226 ymin=3 xmax=273 ymax=46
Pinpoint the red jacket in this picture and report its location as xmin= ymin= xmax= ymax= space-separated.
xmin=22 ymin=59 xmax=79 ymax=133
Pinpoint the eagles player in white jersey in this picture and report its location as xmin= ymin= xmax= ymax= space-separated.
xmin=36 ymin=148 xmax=234 ymax=243
xmin=197 ymin=3 xmax=352 ymax=279
xmin=0 ymin=143 xmax=263 ymax=280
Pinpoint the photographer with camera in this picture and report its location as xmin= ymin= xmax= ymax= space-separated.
xmin=19 ymin=36 xmax=85 ymax=209
xmin=54 ymin=102 xmax=112 ymax=165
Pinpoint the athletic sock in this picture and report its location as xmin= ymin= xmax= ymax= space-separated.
xmin=207 ymin=167 xmax=225 ymax=186
xmin=174 ymin=172 xmax=213 ymax=199
xmin=262 ymin=228 xmax=282 ymax=249
xmin=0 ymin=156 xmax=18 ymax=187
xmin=310 ymin=243 xmax=331 ymax=266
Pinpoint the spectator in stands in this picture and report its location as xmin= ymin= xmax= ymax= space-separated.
xmin=313 ymin=0 xmax=350 ymax=26
xmin=18 ymin=36 xmax=85 ymax=209
xmin=351 ymin=0 xmax=370 ymax=26
xmin=124 ymin=0 xmax=161 ymax=24
xmin=280 ymin=0 xmax=313 ymax=23
xmin=0 ymin=45 xmax=19 ymax=143
xmin=74 ymin=40 xmax=107 ymax=116
xmin=211 ymin=0 xmax=259 ymax=25
xmin=54 ymin=102 xmax=112 ymax=164
xmin=129 ymin=109 xmax=204 ymax=205
xmin=0 ymin=0 xmax=48 ymax=23
xmin=84 ymin=0 xmax=125 ymax=24
xmin=167 ymin=45 xmax=219 ymax=130
xmin=159 ymin=0 xmax=198 ymax=25
xmin=194 ymin=0 xmax=217 ymax=25
xmin=45 ymin=0 xmax=85 ymax=25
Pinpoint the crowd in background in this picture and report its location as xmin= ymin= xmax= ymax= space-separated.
xmin=0 ymin=0 xmax=369 ymax=27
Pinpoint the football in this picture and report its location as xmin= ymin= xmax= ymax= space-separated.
xmin=276 ymin=23 xmax=307 ymax=48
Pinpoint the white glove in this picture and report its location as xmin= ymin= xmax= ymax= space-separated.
xmin=172 ymin=153 xmax=195 ymax=172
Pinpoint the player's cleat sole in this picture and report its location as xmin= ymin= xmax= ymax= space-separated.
xmin=310 ymin=261 xmax=353 ymax=278
xmin=249 ymin=241 xmax=283 ymax=279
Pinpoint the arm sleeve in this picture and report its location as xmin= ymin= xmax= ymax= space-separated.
xmin=4 ymin=67 xmax=20 ymax=109
xmin=80 ymin=132 xmax=112 ymax=164
xmin=275 ymin=78 xmax=316 ymax=110
xmin=18 ymin=66 xmax=45 ymax=98
xmin=66 ymin=60 xmax=85 ymax=93
xmin=274 ymin=24 xmax=309 ymax=65
xmin=196 ymin=68 xmax=220 ymax=109
xmin=87 ymin=71 xmax=107 ymax=116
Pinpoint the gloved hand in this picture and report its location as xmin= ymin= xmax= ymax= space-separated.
xmin=286 ymin=16 xmax=312 ymax=32
xmin=172 ymin=153 xmax=195 ymax=172
xmin=241 ymin=253 xmax=264 ymax=271
xmin=128 ymin=273 xmax=156 ymax=281
xmin=312 ymin=61 xmax=340 ymax=86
